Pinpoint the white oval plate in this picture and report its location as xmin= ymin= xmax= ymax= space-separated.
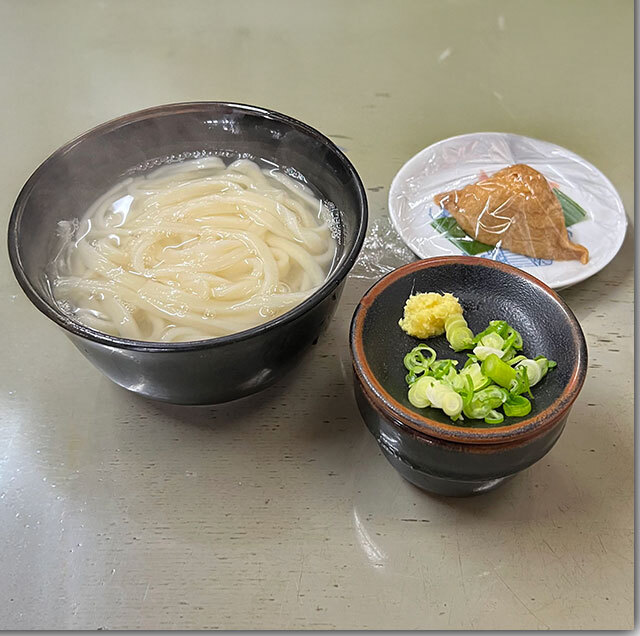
xmin=388 ymin=132 xmax=628 ymax=289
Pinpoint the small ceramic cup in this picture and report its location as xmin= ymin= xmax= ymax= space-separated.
xmin=350 ymin=256 xmax=588 ymax=496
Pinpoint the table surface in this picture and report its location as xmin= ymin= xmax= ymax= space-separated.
xmin=0 ymin=0 xmax=633 ymax=630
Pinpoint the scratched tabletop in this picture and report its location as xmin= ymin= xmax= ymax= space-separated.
xmin=0 ymin=0 xmax=633 ymax=630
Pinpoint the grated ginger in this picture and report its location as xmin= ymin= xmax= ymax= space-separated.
xmin=398 ymin=292 xmax=463 ymax=339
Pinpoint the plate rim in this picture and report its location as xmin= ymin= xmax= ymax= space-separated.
xmin=388 ymin=131 xmax=628 ymax=289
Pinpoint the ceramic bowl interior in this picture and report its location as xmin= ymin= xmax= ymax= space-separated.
xmin=353 ymin=257 xmax=587 ymax=441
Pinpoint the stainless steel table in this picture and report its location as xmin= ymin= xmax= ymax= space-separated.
xmin=0 ymin=0 xmax=633 ymax=629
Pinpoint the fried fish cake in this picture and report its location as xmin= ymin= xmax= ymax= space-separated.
xmin=434 ymin=164 xmax=589 ymax=263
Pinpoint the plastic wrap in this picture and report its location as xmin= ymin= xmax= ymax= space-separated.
xmin=388 ymin=133 xmax=627 ymax=289
xmin=351 ymin=216 xmax=417 ymax=279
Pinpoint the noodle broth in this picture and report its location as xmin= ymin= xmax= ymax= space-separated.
xmin=50 ymin=157 xmax=339 ymax=343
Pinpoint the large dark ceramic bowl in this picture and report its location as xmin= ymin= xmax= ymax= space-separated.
xmin=9 ymin=102 xmax=367 ymax=404
xmin=350 ymin=256 xmax=587 ymax=496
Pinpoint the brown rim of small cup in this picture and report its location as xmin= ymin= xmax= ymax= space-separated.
xmin=350 ymin=256 xmax=588 ymax=445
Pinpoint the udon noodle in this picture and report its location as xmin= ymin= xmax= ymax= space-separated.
xmin=51 ymin=157 xmax=337 ymax=342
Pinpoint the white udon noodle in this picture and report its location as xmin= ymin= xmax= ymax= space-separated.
xmin=51 ymin=157 xmax=337 ymax=342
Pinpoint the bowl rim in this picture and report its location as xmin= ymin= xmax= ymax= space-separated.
xmin=8 ymin=101 xmax=368 ymax=352
xmin=350 ymin=256 xmax=588 ymax=445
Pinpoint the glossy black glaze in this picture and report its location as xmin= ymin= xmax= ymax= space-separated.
xmin=350 ymin=257 xmax=587 ymax=496
xmin=355 ymin=380 xmax=567 ymax=496
xmin=9 ymin=102 xmax=367 ymax=404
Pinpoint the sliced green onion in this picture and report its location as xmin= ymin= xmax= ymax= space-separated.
xmin=442 ymin=391 xmax=464 ymax=419
xmin=473 ymin=345 xmax=505 ymax=361
xmin=463 ymin=385 xmax=508 ymax=419
xmin=408 ymin=376 xmax=436 ymax=408
xmin=438 ymin=366 xmax=458 ymax=386
xmin=404 ymin=344 xmax=438 ymax=384
xmin=515 ymin=359 xmax=543 ymax=386
xmin=503 ymin=395 xmax=532 ymax=417
xmin=403 ymin=345 xmax=436 ymax=372
xmin=422 ymin=379 xmax=465 ymax=420
xmin=402 ymin=316 xmax=556 ymax=425
xmin=479 ymin=385 xmax=509 ymax=404
xmin=431 ymin=359 xmax=458 ymax=380
xmin=472 ymin=320 xmax=508 ymax=344
xmin=408 ymin=384 xmax=429 ymax=408
xmin=502 ymin=333 xmax=517 ymax=351
xmin=481 ymin=353 xmax=517 ymax=388
xmin=460 ymin=362 xmax=491 ymax=391
xmin=451 ymin=372 xmax=466 ymax=392
xmin=444 ymin=313 xmax=474 ymax=351
xmin=505 ymin=325 xmax=523 ymax=349
xmin=452 ymin=373 xmax=475 ymax=406
xmin=460 ymin=374 xmax=475 ymax=407
xmin=510 ymin=366 xmax=533 ymax=398
xmin=480 ymin=332 xmax=505 ymax=350
xmin=463 ymin=354 xmax=479 ymax=368
xmin=484 ymin=409 xmax=504 ymax=425
xmin=531 ymin=356 xmax=556 ymax=380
